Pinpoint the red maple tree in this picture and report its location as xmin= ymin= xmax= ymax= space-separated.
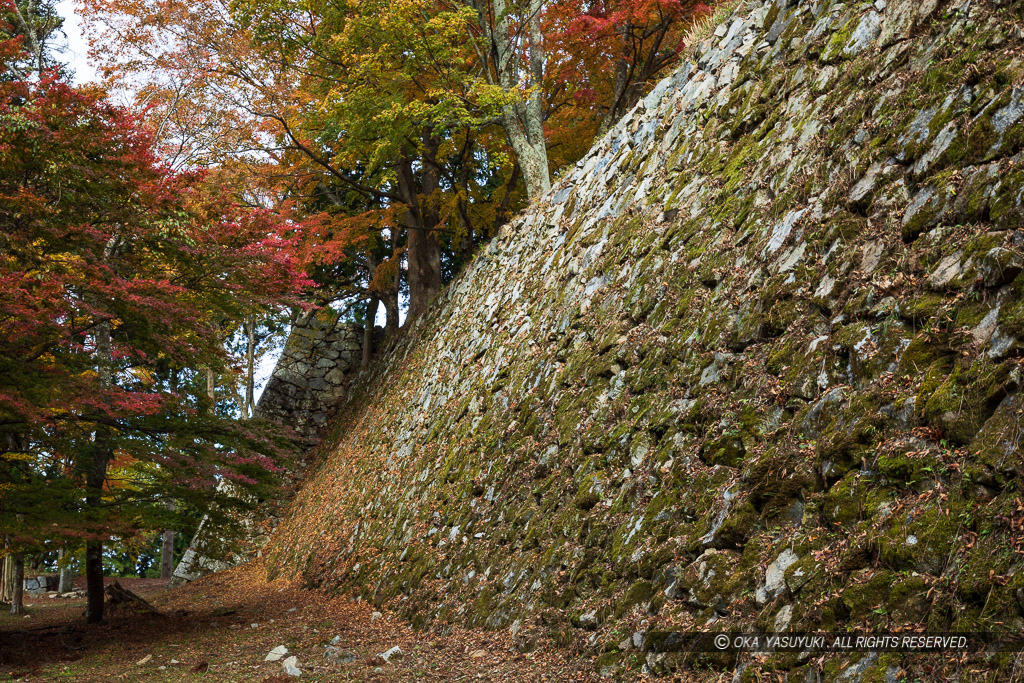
xmin=0 ymin=0 xmax=311 ymax=622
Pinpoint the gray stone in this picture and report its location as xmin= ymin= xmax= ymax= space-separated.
xmin=901 ymin=186 xmax=940 ymax=234
xmin=699 ymin=486 xmax=737 ymax=548
xmin=700 ymin=362 xmax=721 ymax=386
xmin=848 ymin=162 xmax=882 ymax=209
xmin=765 ymin=209 xmax=806 ymax=255
xmin=378 ymin=646 xmax=404 ymax=663
xmin=577 ymin=610 xmax=599 ymax=629
xmin=265 ymin=645 xmax=289 ymax=662
xmin=766 ymin=14 xmax=792 ymax=45
xmin=838 ymin=653 xmax=880 ymax=682
xmin=993 ymin=87 xmax=1024 ymax=135
xmin=927 ymin=251 xmax=963 ymax=289
xmin=911 ymin=121 xmax=957 ymax=175
xmin=904 ymin=107 xmax=937 ymax=146
xmin=980 ymin=247 xmax=1023 ymax=288
xmin=973 ymin=305 xmax=1001 ymax=344
xmin=860 ymin=241 xmax=886 ymax=274
xmin=777 ymin=242 xmax=806 ymax=272
xmin=989 ymin=328 xmax=1018 ymax=359
xmin=878 ymin=0 xmax=917 ymax=46
xmin=324 ymin=646 xmax=357 ymax=663
xmin=844 ymin=11 xmax=882 ymax=55
xmin=282 ymin=655 xmax=301 ymax=677
xmin=774 ymin=604 xmax=794 ymax=631
xmin=755 ymin=548 xmax=799 ymax=605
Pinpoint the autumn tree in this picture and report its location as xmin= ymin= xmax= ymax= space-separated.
xmin=546 ymin=0 xmax=710 ymax=134
xmin=230 ymin=0 xmax=536 ymax=318
xmin=0 ymin=10 xmax=309 ymax=621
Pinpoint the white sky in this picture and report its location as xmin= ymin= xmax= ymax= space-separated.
xmin=55 ymin=0 xmax=97 ymax=84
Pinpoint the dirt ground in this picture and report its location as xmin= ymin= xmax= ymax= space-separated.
xmin=0 ymin=561 xmax=601 ymax=682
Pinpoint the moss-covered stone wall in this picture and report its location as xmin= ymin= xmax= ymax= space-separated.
xmin=268 ymin=0 xmax=1024 ymax=678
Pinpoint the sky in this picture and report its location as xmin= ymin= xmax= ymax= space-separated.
xmin=55 ymin=1 xmax=97 ymax=84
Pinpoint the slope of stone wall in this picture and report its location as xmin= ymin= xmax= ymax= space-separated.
xmin=269 ymin=0 xmax=1024 ymax=678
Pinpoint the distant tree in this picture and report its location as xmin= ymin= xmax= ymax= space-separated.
xmin=546 ymin=0 xmax=711 ymax=135
xmin=1 ymin=0 xmax=62 ymax=77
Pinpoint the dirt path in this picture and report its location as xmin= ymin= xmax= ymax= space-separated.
xmin=0 ymin=561 xmax=601 ymax=682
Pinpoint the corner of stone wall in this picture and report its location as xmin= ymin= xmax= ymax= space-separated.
xmin=170 ymin=310 xmax=366 ymax=586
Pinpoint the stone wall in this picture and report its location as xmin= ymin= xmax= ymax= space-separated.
xmin=268 ymin=0 xmax=1024 ymax=679
xmin=255 ymin=311 xmax=363 ymax=441
xmin=23 ymin=574 xmax=57 ymax=594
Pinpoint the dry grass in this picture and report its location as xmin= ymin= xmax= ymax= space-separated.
xmin=681 ymin=0 xmax=745 ymax=52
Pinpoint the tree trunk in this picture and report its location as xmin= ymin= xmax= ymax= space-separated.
xmin=84 ymin=541 xmax=104 ymax=623
xmin=85 ymin=315 xmax=113 ymax=624
xmin=10 ymin=554 xmax=24 ymax=615
xmin=362 ymin=297 xmax=378 ymax=365
xmin=483 ymin=0 xmax=551 ymax=199
xmin=205 ymin=366 xmax=216 ymax=416
xmin=383 ymin=291 xmax=400 ymax=336
xmin=363 ymin=250 xmax=382 ymax=352
xmin=523 ymin=0 xmax=549 ymax=198
xmin=82 ymin=237 xmax=125 ymax=625
xmin=405 ymin=224 xmax=442 ymax=322
xmin=0 ymin=547 xmax=12 ymax=604
xmin=505 ymin=131 xmax=550 ymax=199
xmin=372 ymin=243 xmax=401 ymax=336
xmin=397 ymin=149 xmax=443 ymax=323
xmin=160 ymin=530 xmax=174 ymax=579
xmin=10 ymin=2 xmax=47 ymax=77
xmin=162 ymin=367 xmax=177 ymax=581
xmin=244 ymin=319 xmax=256 ymax=418
xmin=496 ymin=90 xmax=550 ymax=199
xmin=602 ymin=56 xmax=631 ymax=132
